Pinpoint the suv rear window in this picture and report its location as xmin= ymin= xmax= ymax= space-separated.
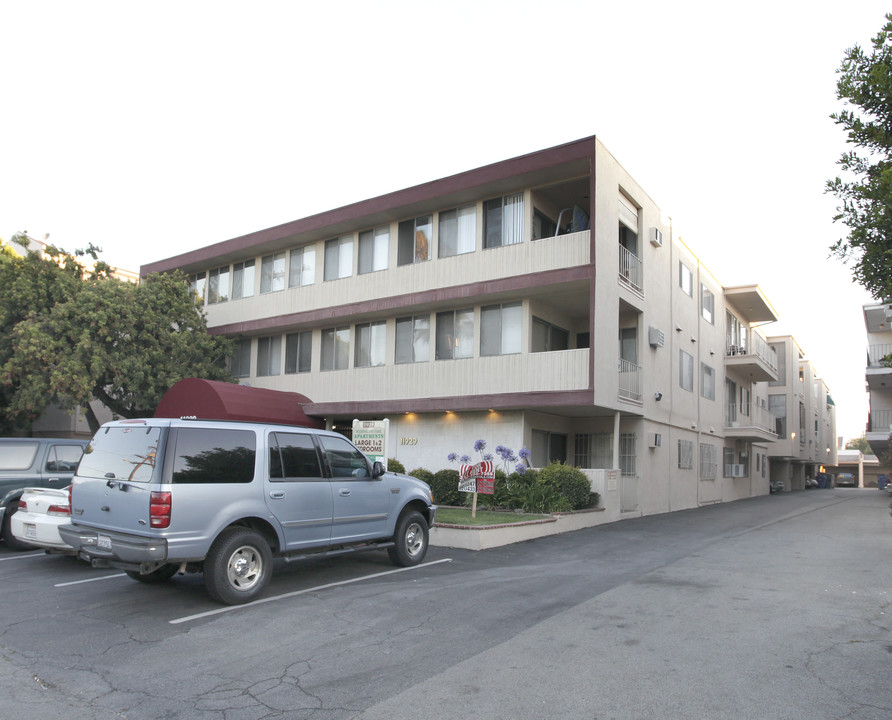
xmin=0 ymin=441 xmax=39 ymax=471
xmin=79 ymin=427 xmax=162 ymax=482
xmin=172 ymin=428 xmax=256 ymax=484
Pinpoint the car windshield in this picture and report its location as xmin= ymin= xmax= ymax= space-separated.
xmin=78 ymin=426 xmax=164 ymax=483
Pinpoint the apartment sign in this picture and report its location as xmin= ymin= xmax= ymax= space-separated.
xmin=352 ymin=419 xmax=389 ymax=468
xmin=459 ymin=460 xmax=495 ymax=495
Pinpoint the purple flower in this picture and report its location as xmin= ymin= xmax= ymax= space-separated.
xmin=483 ymin=453 xmax=493 ymax=462
xmin=518 ymin=447 xmax=530 ymax=460
xmin=447 ymin=452 xmax=458 ymax=463
xmin=515 ymin=463 xmax=527 ymax=475
xmin=460 ymin=455 xmax=471 ymax=464
xmin=495 ymin=445 xmax=507 ymax=456
xmin=474 ymin=439 xmax=487 ymax=452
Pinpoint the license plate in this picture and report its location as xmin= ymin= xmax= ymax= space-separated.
xmin=97 ymin=534 xmax=112 ymax=551
xmin=24 ymin=523 xmax=37 ymax=540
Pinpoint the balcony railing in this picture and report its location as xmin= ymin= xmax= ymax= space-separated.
xmin=618 ymin=245 xmax=643 ymax=294
xmin=869 ymin=409 xmax=892 ymax=434
xmin=725 ymin=403 xmax=777 ymax=435
xmin=618 ymin=357 xmax=641 ymax=401
xmin=726 ymin=332 xmax=778 ymax=375
xmin=867 ymin=343 xmax=892 ymax=367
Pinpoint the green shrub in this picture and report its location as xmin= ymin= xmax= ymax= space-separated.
xmin=512 ymin=482 xmax=572 ymax=514
xmin=538 ymin=462 xmax=594 ymax=509
xmin=429 ymin=468 xmax=463 ymax=506
xmin=388 ymin=458 xmax=406 ymax=474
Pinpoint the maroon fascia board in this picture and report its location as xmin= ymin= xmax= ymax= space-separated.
xmin=140 ymin=136 xmax=596 ymax=278
xmin=209 ymin=266 xmax=593 ymax=336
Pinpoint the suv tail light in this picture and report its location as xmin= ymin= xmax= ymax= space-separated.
xmin=150 ymin=491 xmax=172 ymax=528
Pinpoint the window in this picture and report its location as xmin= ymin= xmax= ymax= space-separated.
xmin=532 ymin=430 xmax=568 ymax=466
xmin=483 ymin=193 xmax=524 ymax=248
xmin=619 ymin=327 xmax=637 ymax=364
xmin=172 ymin=428 xmax=256 ymax=484
xmin=532 ymin=317 xmax=569 ymax=353
xmin=701 ymin=284 xmax=715 ymax=324
xmin=480 ymin=302 xmax=521 ymax=356
xmin=619 ymin=433 xmax=637 ymax=477
xmin=769 ymin=394 xmax=786 ymax=438
xmin=188 ymin=272 xmax=207 ymax=305
xmin=436 ymin=309 xmax=474 ymax=360
xmin=324 ymin=235 xmax=353 ymax=281
xmin=269 ymin=432 xmax=323 ymax=479
xmin=439 ymin=205 xmax=476 ymax=257
xmin=285 ymin=331 xmax=312 ymax=374
xmin=355 ymin=321 xmax=386 ymax=368
xmin=680 ymin=349 xmax=694 ymax=392
xmin=723 ymin=447 xmax=735 ymax=477
xmin=395 ymin=315 xmax=430 ymax=363
xmin=358 ymin=226 xmax=389 ymax=274
xmin=230 ymin=339 xmax=251 ymax=378
xmin=678 ymin=439 xmax=694 ymax=469
xmin=257 ymin=335 xmax=282 ymax=376
xmin=726 ymin=311 xmax=748 ymax=353
xmin=700 ymin=443 xmax=717 ymax=480
xmin=533 ymin=209 xmax=556 ymax=240
xmin=770 ymin=343 xmax=786 ymax=385
xmin=321 ymin=327 xmax=350 ymax=370
xmin=289 ymin=246 xmax=315 ymax=288
xmin=44 ymin=444 xmax=83 ymax=473
xmin=207 ymin=266 xmax=230 ymax=304
xmin=740 ymin=387 xmax=751 ymax=415
xmin=726 ymin=378 xmax=738 ymax=424
xmin=397 ymin=215 xmax=431 ymax=265
xmin=260 ymin=252 xmax=287 ymax=294
xmin=679 ymin=262 xmax=693 ymax=296
xmin=574 ymin=433 xmax=613 ymax=469
xmin=701 ymin=363 xmax=715 ymax=400
xmin=232 ymin=260 xmax=255 ymax=299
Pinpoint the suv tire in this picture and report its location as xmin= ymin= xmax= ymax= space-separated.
xmin=387 ymin=510 xmax=429 ymax=567
xmin=204 ymin=528 xmax=272 ymax=605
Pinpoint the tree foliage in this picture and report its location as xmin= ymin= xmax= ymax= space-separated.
xmin=827 ymin=14 xmax=892 ymax=300
xmin=0 ymin=238 xmax=234 ymax=431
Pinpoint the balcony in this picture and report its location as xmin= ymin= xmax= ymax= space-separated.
xmin=724 ymin=403 xmax=778 ymax=442
xmin=725 ymin=333 xmax=778 ymax=382
xmin=618 ymin=357 xmax=642 ymax=403
xmin=618 ymin=245 xmax=642 ymax=295
xmin=867 ymin=409 xmax=891 ymax=457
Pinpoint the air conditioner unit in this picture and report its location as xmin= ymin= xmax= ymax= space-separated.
xmin=649 ymin=433 xmax=662 ymax=448
xmin=650 ymin=227 xmax=663 ymax=247
xmin=648 ymin=326 xmax=665 ymax=348
xmin=731 ymin=464 xmax=746 ymax=478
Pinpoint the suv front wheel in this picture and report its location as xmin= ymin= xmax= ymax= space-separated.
xmin=204 ymin=527 xmax=272 ymax=605
xmin=387 ymin=510 xmax=429 ymax=567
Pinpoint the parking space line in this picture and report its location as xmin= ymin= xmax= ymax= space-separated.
xmin=55 ymin=573 xmax=127 ymax=587
xmin=0 ymin=552 xmax=46 ymax=561
xmin=170 ymin=557 xmax=453 ymax=625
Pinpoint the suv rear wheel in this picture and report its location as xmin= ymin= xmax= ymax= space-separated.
xmin=387 ymin=510 xmax=429 ymax=567
xmin=204 ymin=528 xmax=272 ymax=605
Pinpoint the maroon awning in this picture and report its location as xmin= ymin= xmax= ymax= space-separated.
xmin=154 ymin=378 xmax=324 ymax=428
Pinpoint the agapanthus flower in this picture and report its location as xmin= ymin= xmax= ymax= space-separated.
xmin=474 ymin=439 xmax=487 ymax=452
xmin=460 ymin=455 xmax=471 ymax=464
xmin=447 ymin=452 xmax=458 ymax=463
xmin=518 ymin=447 xmax=530 ymax=460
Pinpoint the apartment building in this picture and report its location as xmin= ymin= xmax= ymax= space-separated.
xmin=142 ymin=136 xmax=834 ymax=520
xmin=864 ymin=301 xmax=892 ymax=465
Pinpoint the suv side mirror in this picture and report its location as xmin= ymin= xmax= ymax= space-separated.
xmin=372 ymin=461 xmax=386 ymax=478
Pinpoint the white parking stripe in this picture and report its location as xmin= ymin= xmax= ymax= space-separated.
xmin=0 ymin=552 xmax=46 ymax=561
xmin=170 ymin=558 xmax=454 ymax=625
xmin=55 ymin=573 xmax=126 ymax=587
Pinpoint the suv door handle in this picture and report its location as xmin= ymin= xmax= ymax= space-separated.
xmin=269 ymin=491 xmax=285 ymax=499
xmin=338 ymin=488 xmax=351 ymax=497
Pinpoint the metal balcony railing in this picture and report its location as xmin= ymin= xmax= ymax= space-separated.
xmin=618 ymin=357 xmax=641 ymax=401
xmin=618 ymin=245 xmax=643 ymax=293
xmin=869 ymin=409 xmax=892 ymax=434
xmin=867 ymin=343 xmax=892 ymax=367
xmin=725 ymin=403 xmax=777 ymax=435
xmin=726 ymin=332 xmax=778 ymax=374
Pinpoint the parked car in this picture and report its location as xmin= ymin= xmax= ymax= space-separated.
xmin=10 ymin=486 xmax=74 ymax=553
xmin=836 ymin=473 xmax=857 ymax=487
xmin=0 ymin=438 xmax=87 ymax=550
xmin=770 ymin=479 xmax=785 ymax=493
xmin=60 ymin=418 xmax=437 ymax=605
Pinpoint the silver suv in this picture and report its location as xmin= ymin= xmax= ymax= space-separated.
xmin=60 ymin=418 xmax=436 ymax=604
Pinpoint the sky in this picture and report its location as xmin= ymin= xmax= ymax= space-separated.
xmin=1 ymin=1 xmax=887 ymax=444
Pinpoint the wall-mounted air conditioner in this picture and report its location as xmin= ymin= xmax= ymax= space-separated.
xmin=649 ymin=433 xmax=662 ymax=448
xmin=650 ymin=227 xmax=663 ymax=247
xmin=731 ymin=464 xmax=746 ymax=477
xmin=648 ymin=326 xmax=665 ymax=348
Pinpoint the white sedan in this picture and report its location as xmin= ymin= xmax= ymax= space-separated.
xmin=10 ymin=486 xmax=74 ymax=554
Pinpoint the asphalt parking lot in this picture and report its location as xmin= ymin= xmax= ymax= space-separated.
xmin=1 ymin=488 xmax=890 ymax=720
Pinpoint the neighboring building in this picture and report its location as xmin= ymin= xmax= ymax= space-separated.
xmin=829 ymin=449 xmax=883 ymax=488
xmin=765 ymin=336 xmax=838 ymax=491
xmin=864 ymin=301 xmax=892 ymax=466
xmin=142 ymin=136 xmax=837 ymax=521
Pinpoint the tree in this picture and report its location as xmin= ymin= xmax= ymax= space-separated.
xmin=827 ymin=14 xmax=892 ymax=300
xmin=845 ymin=434 xmax=871 ymax=453
xmin=0 ymin=241 xmax=234 ymax=431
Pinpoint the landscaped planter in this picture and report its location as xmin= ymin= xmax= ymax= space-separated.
xmin=430 ymin=508 xmax=607 ymax=551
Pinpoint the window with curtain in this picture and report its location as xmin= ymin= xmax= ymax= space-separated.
xmin=480 ymin=303 xmax=521 ymax=356
xmin=397 ymin=215 xmax=431 ymax=265
xmin=321 ymin=327 xmax=350 ymax=370
xmin=207 ymin=266 xmax=229 ymax=304
xmin=232 ymin=260 xmax=255 ymax=299
xmin=532 ymin=317 xmax=569 ymax=352
xmin=436 ymin=309 xmax=474 ymax=360
xmin=257 ymin=335 xmax=282 ymax=376
xmin=483 ymin=193 xmax=524 ymax=248
xmin=395 ymin=315 xmax=430 ymax=363
xmin=230 ymin=339 xmax=251 ymax=378
xmin=438 ymin=205 xmax=476 ymax=257
xmin=324 ymin=236 xmax=353 ymax=281
xmin=354 ymin=322 xmax=386 ymax=368
xmin=680 ymin=349 xmax=694 ymax=392
xmin=358 ymin=227 xmax=389 ymax=274
xmin=701 ymin=363 xmax=715 ymax=400
xmin=260 ymin=252 xmax=287 ymax=294
xmin=188 ymin=272 xmax=207 ymax=306
xmin=289 ymin=246 xmax=316 ymax=288
xmin=284 ymin=331 xmax=312 ymax=374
